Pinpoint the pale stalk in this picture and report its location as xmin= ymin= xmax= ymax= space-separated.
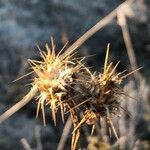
xmin=0 ymin=86 xmax=38 ymax=123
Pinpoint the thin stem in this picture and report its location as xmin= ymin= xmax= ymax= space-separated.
xmin=0 ymin=86 xmax=38 ymax=123
xmin=57 ymin=116 xmax=72 ymax=150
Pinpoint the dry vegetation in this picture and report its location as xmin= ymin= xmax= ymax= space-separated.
xmin=0 ymin=0 xmax=150 ymax=150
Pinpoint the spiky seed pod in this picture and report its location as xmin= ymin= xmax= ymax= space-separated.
xmin=66 ymin=45 xmax=129 ymax=148
xmin=27 ymin=40 xmax=84 ymax=126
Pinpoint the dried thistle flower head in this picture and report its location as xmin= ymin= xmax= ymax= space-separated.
xmin=0 ymin=40 xmax=142 ymax=150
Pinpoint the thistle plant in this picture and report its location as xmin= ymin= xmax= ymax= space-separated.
xmin=29 ymin=40 xmax=82 ymax=126
xmin=0 ymin=38 xmax=141 ymax=150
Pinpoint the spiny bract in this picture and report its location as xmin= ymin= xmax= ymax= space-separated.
xmin=29 ymin=40 xmax=83 ymax=126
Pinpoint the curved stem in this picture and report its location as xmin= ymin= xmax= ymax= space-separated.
xmin=0 ymin=86 xmax=38 ymax=124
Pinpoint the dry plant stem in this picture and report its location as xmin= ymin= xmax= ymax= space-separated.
xmin=20 ymin=138 xmax=32 ymax=150
xmin=117 ymin=10 xmax=138 ymax=72
xmin=35 ymin=125 xmax=43 ymax=150
xmin=57 ymin=116 xmax=72 ymax=150
xmin=63 ymin=0 xmax=134 ymax=57
xmin=0 ymin=86 xmax=38 ymax=123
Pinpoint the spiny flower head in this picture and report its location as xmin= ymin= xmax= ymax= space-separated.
xmin=29 ymin=39 xmax=82 ymax=126
xmin=68 ymin=44 xmax=139 ymax=149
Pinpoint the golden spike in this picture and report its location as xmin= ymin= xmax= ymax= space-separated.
xmin=72 ymin=117 xmax=86 ymax=134
xmin=42 ymin=51 xmax=48 ymax=60
xmin=121 ymin=66 xmax=143 ymax=79
xmin=60 ymin=103 xmax=65 ymax=123
xmin=91 ymin=124 xmax=95 ymax=135
xmin=71 ymin=128 xmax=80 ymax=150
xmin=36 ymin=44 xmax=47 ymax=61
xmin=41 ymin=100 xmax=46 ymax=126
xmin=57 ymin=94 xmax=65 ymax=123
xmin=51 ymin=100 xmax=57 ymax=126
xmin=29 ymin=59 xmax=42 ymax=64
xmin=37 ymin=93 xmax=47 ymax=126
xmin=28 ymin=59 xmax=39 ymax=66
xmin=45 ymin=43 xmax=51 ymax=59
xmin=104 ymin=43 xmax=110 ymax=74
xmin=49 ymin=38 xmax=56 ymax=61
xmin=80 ymin=63 xmax=95 ymax=79
xmin=49 ymin=88 xmax=57 ymax=126
xmin=57 ymin=41 xmax=69 ymax=57
xmin=12 ymin=71 xmax=34 ymax=83
xmin=105 ymin=62 xmax=113 ymax=74
xmin=50 ymin=37 xmax=55 ymax=52
xmin=109 ymin=61 xmax=120 ymax=77
xmin=116 ymin=69 xmax=127 ymax=76
xmin=36 ymin=99 xmax=41 ymax=119
xmin=52 ymin=44 xmax=56 ymax=60
xmin=108 ymin=125 xmax=112 ymax=138
xmin=70 ymin=110 xmax=80 ymax=150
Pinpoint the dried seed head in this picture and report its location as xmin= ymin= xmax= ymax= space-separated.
xmin=29 ymin=40 xmax=82 ymax=126
xmin=66 ymin=45 xmax=130 ymax=149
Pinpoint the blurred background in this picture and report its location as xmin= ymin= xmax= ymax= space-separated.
xmin=0 ymin=0 xmax=150 ymax=149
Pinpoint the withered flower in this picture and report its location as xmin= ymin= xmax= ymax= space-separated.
xmin=0 ymin=41 xmax=141 ymax=150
